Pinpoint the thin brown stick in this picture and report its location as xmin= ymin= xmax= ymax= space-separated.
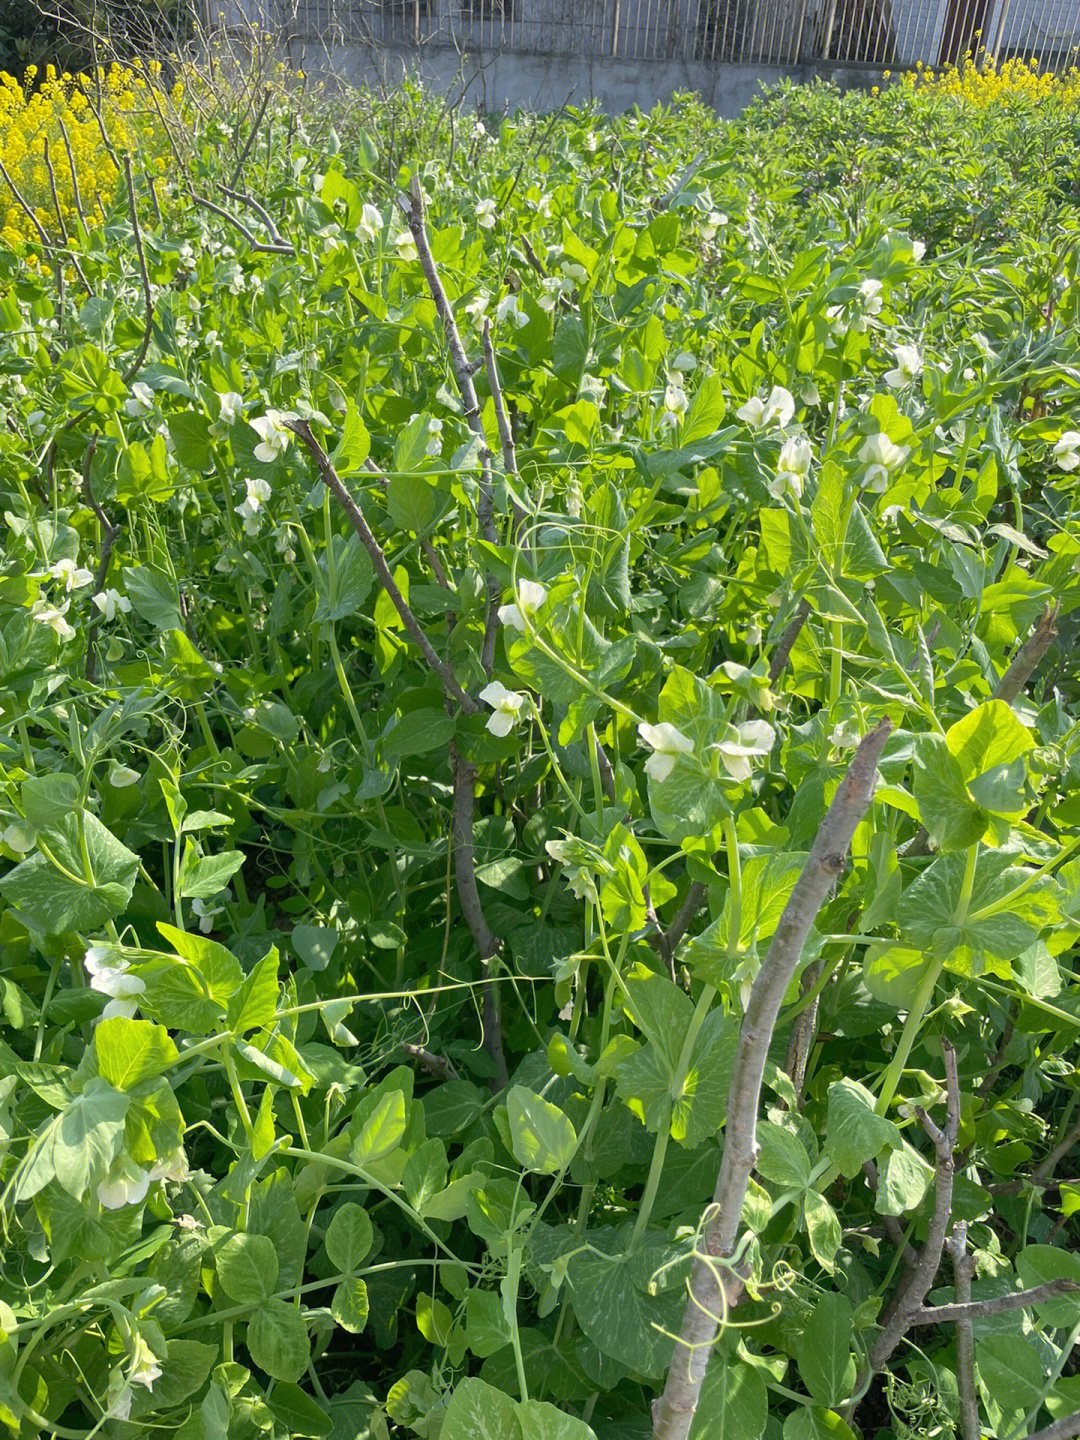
xmin=405 ymin=178 xmax=501 ymax=673
xmin=994 ymin=600 xmax=1059 ymax=704
xmin=768 ymin=598 xmax=811 ymax=684
xmin=450 ymin=742 xmax=507 ymax=1089
xmin=1033 ymin=1114 xmax=1080 ymax=1186
xmin=947 ymin=1225 xmax=979 ymax=1440
xmin=286 ymin=420 xmax=476 ymax=713
xmin=866 ymin=1040 xmax=961 ymax=1374
xmin=119 ymin=158 xmax=155 ymax=387
xmin=0 ymin=156 xmax=52 ymax=246
xmin=1027 ymin=1412 xmax=1080 ymax=1440
xmin=56 ymin=119 xmax=89 ymax=233
xmin=652 ymin=719 xmax=892 ymax=1440
xmin=912 ymin=1275 xmax=1080 ymax=1326
xmin=785 ymin=960 xmax=823 ymax=1104
xmin=218 ymin=182 xmax=292 ymax=251
xmin=41 ymin=142 xmax=91 ymax=297
xmin=186 ymin=188 xmax=294 ymax=255
xmin=228 ymin=84 xmax=272 ymax=187
xmin=482 ymin=318 xmax=518 ymax=480
xmin=402 ymin=1043 xmax=458 ymax=1081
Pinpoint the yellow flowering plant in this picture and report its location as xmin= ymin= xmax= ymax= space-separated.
xmin=0 ymin=61 xmax=172 ymax=246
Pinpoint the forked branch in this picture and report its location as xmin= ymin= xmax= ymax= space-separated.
xmin=652 ymin=718 xmax=892 ymax=1440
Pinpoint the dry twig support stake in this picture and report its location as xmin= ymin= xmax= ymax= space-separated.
xmin=652 ymin=718 xmax=892 ymax=1440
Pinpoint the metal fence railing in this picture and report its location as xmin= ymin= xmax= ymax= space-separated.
xmin=288 ymin=0 xmax=1080 ymax=69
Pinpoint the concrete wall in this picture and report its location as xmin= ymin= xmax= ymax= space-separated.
xmin=294 ymin=39 xmax=826 ymax=111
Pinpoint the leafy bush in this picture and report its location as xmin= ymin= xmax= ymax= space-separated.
xmin=1 ymin=70 xmax=1080 ymax=1440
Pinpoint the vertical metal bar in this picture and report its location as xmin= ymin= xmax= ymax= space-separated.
xmin=820 ymin=0 xmax=839 ymax=55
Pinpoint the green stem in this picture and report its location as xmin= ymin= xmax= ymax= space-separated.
xmin=874 ymin=954 xmax=945 ymax=1117
xmin=631 ymin=982 xmax=716 ymax=1247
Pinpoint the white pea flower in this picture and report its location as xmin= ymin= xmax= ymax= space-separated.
xmin=639 ymin=721 xmax=695 ymax=783
xmin=800 ymin=382 xmax=820 ymax=406
xmin=476 ymin=197 xmax=497 ymax=230
xmin=48 ymin=558 xmax=95 ymax=592
xmin=473 ymin=119 xmax=488 ymax=139
xmin=538 ymin=279 xmax=561 ymax=313
xmin=660 ymin=381 xmax=689 ymax=426
xmin=464 ymin=290 xmax=490 ymax=321
xmin=479 ymin=680 xmax=527 ymax=737
xmin=746 ymin=622 xmax=763 ymax=647
xmin=178 ymin=241 xmax=195 ymax=265
xmin=84 ymin=947 xmax=145 ymax=1019
xmin=770 ymin=436 xmax=813 ymax=500
xmin=963 ymin=367 xmax=977 ymax=382
xmin=26 ymin=410 xmax=47 ymax=436
xmin=175 ymin=1213 xmax=204 ymax=1231
xmin=217 ymin=391 xmax=244 ymax=425
xmin=191 ymin=896 xmax=225 ymax=934
xmin=31 ymin=601 xmax=76 ymax=640
xmin=560 ymin=261 xmax=589 ymax=284
xmin=584 ymin=132 xmax=598 ymax=154
xmin=825 ymin=304 xmax=849 ymax=340
xmin=235 ymin=477 xmax=272 ymax=536
xmin=971 ymin=331 xmax=997 ymax=360
xmin=1053 ymin=431 xmax=1080 ymax=472
xmin=391 ymin=228 xmax=418 ymax=261
xmin=108 ymin=765 xmax=140 ymax=788
xmin=737 ymin=385 xmax=795 ymax=430
xmin=912 ymin=240 xmax=926 ymax=261
xmin=425 ymin=418 xmax=443 ymax=457
xmin=250 ymin=411 xmax=295 ymax=464
xmin=497 ymin=578 xmax=547 ymax=631
xmin=97 ymin=1155 xmax=151 ymax=1210
xmin=93 ymin=589 xmax=132 ymax=622
xmin=495 ymin=294 xmax=528 ymax=329
xmin=715 ymin=720 xmax=775 ymax=782
xmin=124 ymin=381 xmax=155 ymax=417
xmin=858 ymin=432 xmax=909 ymax=492
xmin=672 ymin=351 xmax=697 ymax=372
xmin=830 ymin=720 xmax=861 ymax=750
xmin=701 ymin=210 xmax=728 ymax=241
xmin=357 ymin=203 xmax=382 ymax=243
xmin=129 ymin=1337 xmax=163 ymax=1390
xmin=148 ymin=1148 xmax=191 ymax=1184
xmin=223 ymin=262 xmax=245 ymax=295
xmin=884 ymin=344 xmax=923 ymax=389
xmin=858 ymin=278 xmax=884 ymax=315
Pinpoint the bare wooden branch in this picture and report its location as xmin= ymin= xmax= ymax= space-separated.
xmin=42 ymin=139 xmax=92 ymax=296
xmin=867 ymin=1040 xmax=961 ymax=1374
xmin=482 ymin=318 xmax=518 ymax=481
xmin=785 ymin=959 xmax=823 ymax=1104
xmin=947 ymin=1225 xmax=979 ymax=1440
xmin=0 ymin=155 xmax=52 ymax=247
xmin=56 ymin=119 xmax=89 ymax=233
xmin=768 ymin=598 xmax=811 ymax=684
xmin=1029 ymin=1412 xmax=1080 ymax=1440
xmin=286 ymin=419 xmax=477 ymax=714
xmin=912 ymin=1275 xmax=1080 ymax=1326
xmin=994 ymin=600 xmax=1059 ymax=704
xmin=405 ymin=178 xmax=501 ymax=672
xmin=450 ymin=742 xmax=507 ymax=1089
xmin=402 ymin=1043 xmax=458 ymax=1081
xmin=119 ymin=158 xmax=156 ymax=388
xmin=228 ymin=84 xmax=272 ymax=188
xmin=187 ymin=187 xmax=294 ymax=254
xmin=218 ymin=181 xmax=291 ymax=251
xmin=652 ymin=719 xmax=892 ymax=1440
xmin=1033 ymin=1114 xmax=1080 ymax=1187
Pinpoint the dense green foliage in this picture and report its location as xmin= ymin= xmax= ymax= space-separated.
xmin=1 ymin=75 xmax=1080 ymax=1440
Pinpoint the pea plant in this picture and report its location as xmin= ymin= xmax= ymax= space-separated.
xmin=1 ymin=71 xmax=1080 ymax=1440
